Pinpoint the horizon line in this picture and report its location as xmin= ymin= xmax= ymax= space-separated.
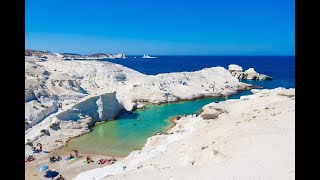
xmin=25 ymin=49 xmax=295 ymax=57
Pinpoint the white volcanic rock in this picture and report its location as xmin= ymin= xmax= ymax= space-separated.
xmin=244 ymin=68 xmax=256 ymax=74
xmin=228 ymin=64 xmax=272 ymax=80
xmin=244 ymin=68 xmax=270 ymax=80
xmin=200 ymin=103 xmax=227 ymax=119
xmin=25 ymin=92 xmax=123 ymax=150
xmin=56 ymin=92 xmax=123 ymax=126
xmin=25 ymin=98 xmax=58 ymax=130
xmin=25 ymin=56 xmax=253 ymax=152
xmin=228 ymin=64 xmax=243 ymax=72
xmin=114 ymin=53 xmax=126 ymax=59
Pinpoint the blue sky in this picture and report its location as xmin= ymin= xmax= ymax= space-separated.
xmin=25 ymin=0 xmax=295 ymax=55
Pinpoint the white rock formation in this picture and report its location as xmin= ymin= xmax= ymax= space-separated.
xmin=200 ymin=103 xmax=227 ymax=119
xmin=74 ymin=88 xmax=295 ymax=180
xmin=114 ymin=53 xmax=126 ymax=59
xmin=228 ymin=64 xmax=272 ymax=80
xmin=228 ymin=64 xmax=243 ymax=72
xmin=25 ymin=99 xmax=58 ymax=130
xmin=25 ymin=55 xmax=253 ymax=152
xmin=56 ymin=92 xmax=123 ymax=126
xmin=142 ymin=54 xmax=157 ymax=58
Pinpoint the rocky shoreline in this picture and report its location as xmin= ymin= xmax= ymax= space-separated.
xmin=74 ymin=88 xmax=295 ymax=180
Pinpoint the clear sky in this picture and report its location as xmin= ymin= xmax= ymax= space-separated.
xmin=25 ymin=0 xmax=295 ymax=55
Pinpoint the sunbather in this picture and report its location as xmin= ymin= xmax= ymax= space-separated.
xmin=50 ymin=157 xmax=55 ymax=163
xmin=25 ymin=155 xmax=35 ymax=162
xmin=98 ymin=159 xmax=107 ymax=164
xmin=36 ymin=143 xmax=42 ymax=151
xmin=56 ymin=175 xmax=65 ymax=180
xmin=50 ymin=156 xmax=62 ymax=163
xmin=86 ymin=156 xmax=94 ymax=163
xmin=68 ymin=154 xmax=74 ymax=159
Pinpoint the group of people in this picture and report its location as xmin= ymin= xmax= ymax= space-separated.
xmin=32 ymin=143 xmax=43 ymax=153
xmin=26 ymin=143 xmax=43 ymax=162
xmin=26 ymin=146 xmax=117 ymax=179
xmin=97 ymin=157 xmax=117 ymax=165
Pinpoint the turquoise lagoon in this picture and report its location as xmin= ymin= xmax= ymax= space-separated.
xmin=65 ymin=91 xmax=252 ymax=157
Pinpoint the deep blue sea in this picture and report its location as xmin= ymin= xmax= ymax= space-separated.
xmin=107 ymin=56 xmax=295 ymax=89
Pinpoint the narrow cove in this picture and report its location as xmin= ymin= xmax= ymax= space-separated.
xmin=63 ymin=90 xmax=252 ymax=157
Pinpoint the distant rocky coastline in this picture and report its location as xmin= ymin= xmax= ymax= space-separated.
xmin=25 ymin=49 xmax=127 ymax=60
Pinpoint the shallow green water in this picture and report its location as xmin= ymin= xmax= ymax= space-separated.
xmin=65 ymin=91 xmax=251 ymax=157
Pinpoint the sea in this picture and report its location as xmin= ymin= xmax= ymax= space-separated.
xmin=64 ymin=56 xmax=295 ymax=156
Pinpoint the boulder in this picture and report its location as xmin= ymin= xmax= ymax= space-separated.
xmin=200 ymin=104 xmax=227 ymax=120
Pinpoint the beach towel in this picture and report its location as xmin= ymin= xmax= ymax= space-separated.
xmin=68 ymin=157 xmax=78 ymax=162
xmin=44 ymin=171 xmax=59 ymax=178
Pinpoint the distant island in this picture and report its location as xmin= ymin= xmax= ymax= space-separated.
xmin=25 ymin=49 xmax=127 ymax=60
xmin=142 ymin=54 xmax=157 ymax=58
